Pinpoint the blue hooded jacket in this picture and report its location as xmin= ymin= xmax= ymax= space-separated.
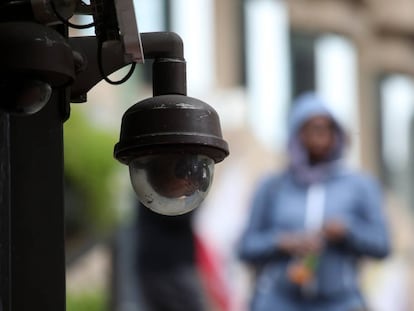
xmin=238 ymin=93 xmax=391 ymax=311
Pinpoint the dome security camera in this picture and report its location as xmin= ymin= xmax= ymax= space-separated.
xmin=114 ymin=94 xmax=229 ymax=216
xmin=0 ymin=22 xmax=75 ymax=115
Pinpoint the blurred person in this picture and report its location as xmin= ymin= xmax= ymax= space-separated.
xmin=237 ymin=92 xmax=391 ymax=311
xmin=135 ymin=203 xmax=208 ymax=311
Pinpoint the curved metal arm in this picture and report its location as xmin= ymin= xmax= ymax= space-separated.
xmin=69 ymin=31 xmax=187 ymax=102
xmin=140 ymin=32 xmax=183 ymax=59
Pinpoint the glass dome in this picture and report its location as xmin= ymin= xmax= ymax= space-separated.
xmin=129 ymin=153 xmax=214 ymax=216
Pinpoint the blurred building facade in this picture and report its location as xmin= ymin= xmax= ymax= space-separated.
xmin=69 ymin=1 xmax=414 ymax=310
xmin=185 ymin=1 xmax=414 ymax=310
xmin=130 ymin=1 xmax=414 ymax=310
xmin=213 ymin=0 xmax=414 ymax=176
xmin=134 ymin=0 xmax=414 ymax=180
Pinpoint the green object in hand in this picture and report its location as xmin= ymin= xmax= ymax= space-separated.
xmin=303 ymin=253 xmax=319 ymax=271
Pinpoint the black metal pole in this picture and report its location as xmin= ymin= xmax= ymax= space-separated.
xmin=0 ymin=112 xmax=12 ymax=311
xmin=0 ymin=79 xmax=67 ymax=311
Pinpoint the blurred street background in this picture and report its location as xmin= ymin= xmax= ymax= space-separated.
xmin=64 ymin=0 xmax=414 ymax=310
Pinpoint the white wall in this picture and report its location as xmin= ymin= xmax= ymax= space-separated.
xmin=245 ymin=0 xmax=291 ymax=151
xmin=170 ymin=0 xmax=215 ymax=96
xmin=381 ymin=75 xmax=414 ymax=175
xmin=315 ymin=34 xmax=360 ymax=166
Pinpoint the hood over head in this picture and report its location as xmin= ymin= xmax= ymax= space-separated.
xmin=287 ymin=92 xmax=346 ymax=184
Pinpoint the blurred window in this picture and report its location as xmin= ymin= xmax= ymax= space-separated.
xmin=290 ymin=31 xmax=316 ymax=98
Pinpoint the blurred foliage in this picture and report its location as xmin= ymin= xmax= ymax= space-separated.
xmin=66 ymin=290 xmax=108 ymax=311
xmin=64 ymin=107 xmax=120 ymax=236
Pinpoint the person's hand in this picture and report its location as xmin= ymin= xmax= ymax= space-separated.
xmin=323 ymin=220 xmax=348 ymax=243
xmin=278 ymin=232 xmax=322 ymax=257
xmin=287 ymin=259 xmax=315 ymax=285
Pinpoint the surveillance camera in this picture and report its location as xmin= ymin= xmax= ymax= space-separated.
xmin=0 ymin=22 xmax=75 ymax=115
xmin=114 ymin=94 xmax=229 ymax=216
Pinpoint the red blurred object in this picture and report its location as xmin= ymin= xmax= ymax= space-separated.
xmin=195 ymin=234 xmax=231 ymax=311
